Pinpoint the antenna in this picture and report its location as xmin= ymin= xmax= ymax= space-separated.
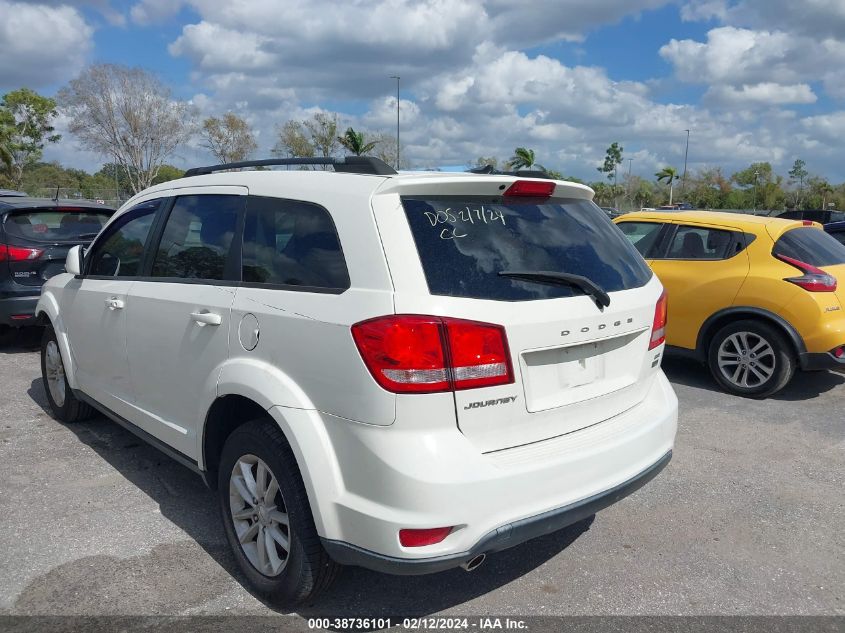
xmin=53 ymin=185 xmax=59 ymax=202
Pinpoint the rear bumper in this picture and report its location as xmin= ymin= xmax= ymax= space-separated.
xmin=0 ymin=293 xmax=39 ymax=327
xmin=298 ymin=371 xmax=677 ymax=572
xmin=800 ymin=351 xmax=845 ymax=371
xmin=322 ymin=449 xmax=672 ymax=575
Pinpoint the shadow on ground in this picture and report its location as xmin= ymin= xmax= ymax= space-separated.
xmin=0 ymin=326 xmax=42 ymax=354
xmin=661 ymin=356 xmax=844 ymax=401
xmin=21 ymin=377 xmax=593 ymax=617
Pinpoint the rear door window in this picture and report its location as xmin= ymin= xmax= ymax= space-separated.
xmin=401 ymin=197 xmax=652 ymax=301
xmin=241 ymin=196 xmax=349 ymax=291
xmin=773 ymin=227 xmax=845 ymax=266
xmin=5 ymin=208 xmax=111 ymax=242
xmin=151 ymin=195 xmax=241 ymax=280
xmin=664 ymin=225 xmax=735 ymax=260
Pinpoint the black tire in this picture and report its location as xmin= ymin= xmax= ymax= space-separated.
xmin=40 ymin=325 xmax=93 ymax=422
xmin=707 ymin=319 xmax=796 ymax=398
xmin=217 ymin=419 xmax=341 ymax=605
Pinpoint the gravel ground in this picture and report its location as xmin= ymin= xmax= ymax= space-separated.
xmin=0 ymin=327 xmax=842 ymax=619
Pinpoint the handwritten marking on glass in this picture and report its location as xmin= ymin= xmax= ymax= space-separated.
xmin=424 ymin=206 xmax=506 ymax=239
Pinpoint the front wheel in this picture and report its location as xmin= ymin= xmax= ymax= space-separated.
xmin=217 ymin=419 xmax=341 ymax=605
xmin=707 ymin=320 xmax=796 ymax=398
xmin=41 ymin=325 xmax=93 ymax=422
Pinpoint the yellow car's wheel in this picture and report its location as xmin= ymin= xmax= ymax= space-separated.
xmin=707 ymin=319 xmax=796 ymax=398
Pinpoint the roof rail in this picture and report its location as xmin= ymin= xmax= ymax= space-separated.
xmin=466 ymin=165 xmax=554 ymax=180
xmin=183 ymin=156 xmax=397 ymax=177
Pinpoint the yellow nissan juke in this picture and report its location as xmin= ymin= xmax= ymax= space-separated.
xmin=614 ymin=211 xmax=845 ymax=397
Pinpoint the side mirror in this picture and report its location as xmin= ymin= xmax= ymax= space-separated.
xmin=65 ymin=245 xmax=83 ymax=276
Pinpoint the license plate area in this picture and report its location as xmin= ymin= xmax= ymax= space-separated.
xmin=520 ymin=331 xmax=644 ymax=412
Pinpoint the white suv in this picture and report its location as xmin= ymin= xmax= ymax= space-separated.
xmin=37 ymin=157 xmax=678 ymax=604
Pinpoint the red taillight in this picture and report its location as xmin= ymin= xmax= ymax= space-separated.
xmin=0 ymin=244 xmax=43 ymax=262
xmin=775 ymin=254 xmax=837 ymax=292
xmin=503 ymin=180 xmax=555 ymax=198
xmin=649 ymin=291 xmax=668 ymax=350
xmin=351 ymin=315 xmax=514 ymax=394
xmin=399 ymin=527 xmax=453 ymax=547
xmin=833 ymin=346 xmax=844 ymax=359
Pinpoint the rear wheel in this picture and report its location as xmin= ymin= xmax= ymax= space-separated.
xmin=40 ymin=325 xmax=93 ymax=422
xmin=707 ymin=320 xmax=795 ymax=398
xmin=217 ymin=419 xmax=340 ymax=605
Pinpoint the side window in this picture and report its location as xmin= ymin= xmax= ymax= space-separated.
xmin=617 ymin=221 xmax=664 ymax=257
xmin=86 ymin=202 xmax=159 ymax=277
xmin=666 ymin=225 xmax=734 ymax=260
xmin=241 ymin=196 xmax=349 ymax=290
xmin=152 ymin=195 xmax=241 ymax=280
xmin=831 ymin=230 xmax=845 ymax=246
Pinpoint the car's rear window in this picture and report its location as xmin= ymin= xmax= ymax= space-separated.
xmin=773 ymin=227 xmax=845 ymax=267
xmin=401 ymin=196 xmax=652 ymax=301
xmin=4 ymin=208 xmax=111 ymax=242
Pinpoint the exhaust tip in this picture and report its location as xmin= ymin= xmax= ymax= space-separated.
xmin=460 ymin=553 xmax=486 ymax=572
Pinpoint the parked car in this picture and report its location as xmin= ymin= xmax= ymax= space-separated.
xmin=779 ymin=209 xmax=845 ymax=224
xmin=1 ymin=196 xmax=114 ymax=333
xmin=615 ymin=211 xmax=845 ymax=397
xmin=37 ymin=157 xmax=678 ymax=604
xmin=825 ymin=221 xmax=845 ymax=246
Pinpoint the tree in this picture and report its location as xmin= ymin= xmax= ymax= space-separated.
xmin=200 ymin=113 xmax=257 ymax=164
xmin=337 ymin=127 xmax=376 ymax=156
xmin=470 ymin=156 xmax=500 ymax=171
xmin=0 ymin=88 xmax=61 ymax=188
xmin=272 ymin=120 xmax=315 ymax=159
xmin=58 ymin=64 xmax=195 ymax=195
xmin=303 ymin=112 xmax=340 ymax=159
xmin=655 ymin=166 xmax=680 ymax=206
xmin=597 ymin=142 xmax=623 ymax=183
xmin=152 ymin=164 xmax=185 ymax=185
xmin=508 ymin=147 xmax=543 ymax=170
xmin=787 ymin=158 xmax=809 ymax=208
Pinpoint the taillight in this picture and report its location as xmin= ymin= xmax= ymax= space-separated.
xmin=503 ymin=180 xmax=555 ymax=198
xmin=399 ymin=527 xmax=453 ymax=547
xmin=833 ymin=346 xmax=844 ymax=359
xmin=775 ymin=254 xmax=837 ymax=292
xmin=649 ymin=291 xmax=668 ymax=350
xmin=0 ymin=244 xmax=43 ymax=262
xmin=351 ymin=315 xmax=514 ymax=394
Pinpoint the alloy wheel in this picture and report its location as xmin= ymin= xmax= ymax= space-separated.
xmin=717 ymin=331 xmax=776 ymax=389
xmin=44 ymin=340 xmax=66 ymax=407
xmin=229 ymin=454 xmax=291 ymax=577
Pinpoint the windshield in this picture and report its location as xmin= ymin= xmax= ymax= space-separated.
xmin=401 ymin=196 xmax=652 ymax=301
xmin=4 ymin=208 xmax=112 ymax=243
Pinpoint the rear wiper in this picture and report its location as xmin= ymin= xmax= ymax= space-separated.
xmin=498 ymin=270 xmax=611 ymax=309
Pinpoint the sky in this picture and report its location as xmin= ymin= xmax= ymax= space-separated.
xmin=1 ymin=0 xmax=845 ymax=183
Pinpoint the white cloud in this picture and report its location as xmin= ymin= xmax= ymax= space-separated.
xmin=706 ymin=83 xmax=817 ymax=107
xmin=130 ymin=0 xmax=183 ymax=26
xmin=0 ymin=1 xmax=93 ymax=90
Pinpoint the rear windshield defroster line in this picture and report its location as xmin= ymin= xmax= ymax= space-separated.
xmin=401 ymin=197 xmax=652 ymax=302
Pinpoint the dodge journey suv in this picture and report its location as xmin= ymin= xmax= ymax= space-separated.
xmin=37 ymin=157 xmax=678 ymax=604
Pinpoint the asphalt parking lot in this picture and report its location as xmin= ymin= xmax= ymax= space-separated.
xmin=0 ymin=327 xmax=842 ymax=619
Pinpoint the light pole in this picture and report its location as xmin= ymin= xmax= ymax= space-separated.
xmin=389 ymin=75 xmax=400 ymax=169
xmin=753 ymin=170 xmax=760 ymax=212
xmin=682 ymin=129 xmax=690 ymax=199
xmin=626 ymin=158 xmax=633 ymax=211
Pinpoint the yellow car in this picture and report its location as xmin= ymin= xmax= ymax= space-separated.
xmin=614 ymin=211 xmax=845 ymax=397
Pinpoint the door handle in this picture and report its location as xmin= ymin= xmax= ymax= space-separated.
xmin=105 ymin=297 xmax=124 ymax=310
xmin=190 ymin=311 xmax=222 ymax=326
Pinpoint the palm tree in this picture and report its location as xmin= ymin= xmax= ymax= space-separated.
xmin=337 ymin=127 xmax=376 ymax=156
xmin=655 ymin=166 xmax=680 ymax=206
xmin=508 ymin=147 xmax=539 ymax=171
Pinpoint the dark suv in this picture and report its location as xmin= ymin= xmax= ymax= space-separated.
xmin=1 ymin=196 xmax=114 ymax=332
xmin=778 ymin=209 xmax=845 ymax=224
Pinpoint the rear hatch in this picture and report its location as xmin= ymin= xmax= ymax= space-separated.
xmin=380 ymin=180 xmax=665 ymax=453
xmin=3 ymin=207 xmax=112 ymax=285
